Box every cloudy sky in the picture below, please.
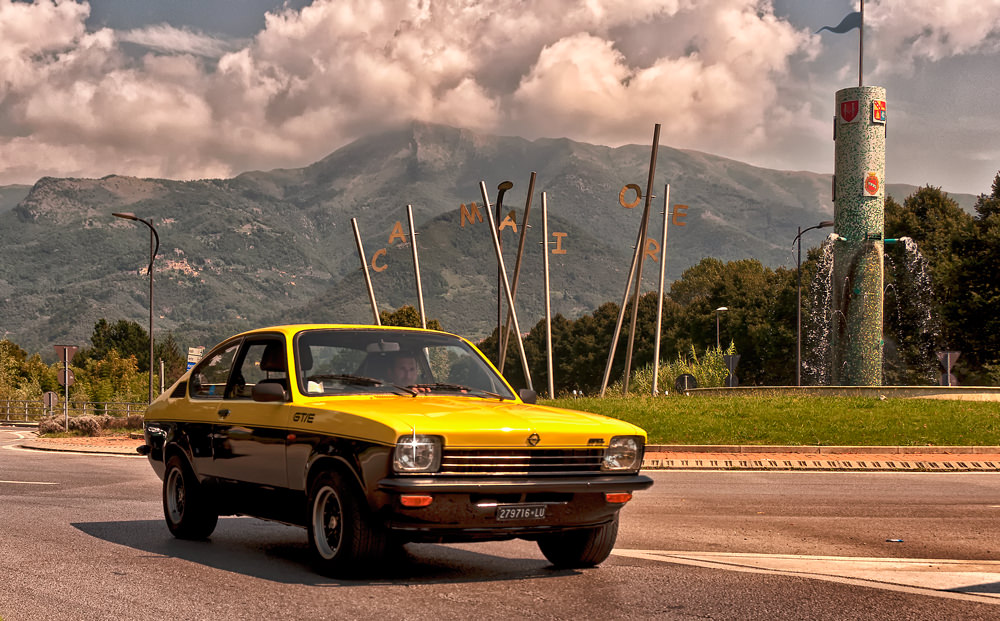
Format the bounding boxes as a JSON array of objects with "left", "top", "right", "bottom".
[{"left": 0, "top": 0, "right": 997, "bottom": 194}]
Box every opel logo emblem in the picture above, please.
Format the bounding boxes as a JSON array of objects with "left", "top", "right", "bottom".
[{"left": 527, "top": 433, "right": 540, "bottom": 446}]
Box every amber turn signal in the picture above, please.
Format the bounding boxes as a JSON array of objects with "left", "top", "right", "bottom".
[
  {"left": 400, "top": 495, "right": 434, "bottom": 508},
  {"left": 605, "top": 492, "right": 632, "bottom": 504}
]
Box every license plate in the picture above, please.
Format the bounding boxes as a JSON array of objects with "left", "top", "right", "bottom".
[{"left": 496, "top": 504, "right": 546, "bottom": 521}]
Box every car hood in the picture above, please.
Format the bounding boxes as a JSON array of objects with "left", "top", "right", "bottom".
[{"left": 301, "top": 396, "right": 645, "bottom": 448}]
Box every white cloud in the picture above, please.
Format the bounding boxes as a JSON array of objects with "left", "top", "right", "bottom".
[
  {"left": 119, "top": 24, "right": 241, "bottom": 58},
  {"left": 0, "top": 0, "right": 996, "bottom": 191},
  {"left": 867, "top": 0, "right": 1000, "bottom": 71}
]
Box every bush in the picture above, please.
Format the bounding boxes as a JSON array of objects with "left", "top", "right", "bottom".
[
  {"left": 126, "top": 414, "right": 144, "bottom": 430},
  {"left": 38, "top": 416, "right": 64, "bottom": 434},
  {"left": 613, "top": 343, "right": 736, "bottom": 395},
  {"left": 68, "top": 415, "right": 101, "bottom": 436}
]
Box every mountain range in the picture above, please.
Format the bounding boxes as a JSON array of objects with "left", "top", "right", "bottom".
[{"left": 0, "top": 122, "right": 978, "bottom": 357}]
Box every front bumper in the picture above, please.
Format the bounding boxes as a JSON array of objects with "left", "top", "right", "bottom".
[{"left": 377, "top": 474, "right": 653, "bottom": 542}]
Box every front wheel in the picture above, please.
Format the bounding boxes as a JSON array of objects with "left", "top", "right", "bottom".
[
  {"left": 307, "top": 470, "right": 389, "bottom": 577},
  {"left": 163, "top": 455, "right": 218, "bottom": 539},
  {"left": 537, "top": 516, "right": 619, "bottom": 568}
]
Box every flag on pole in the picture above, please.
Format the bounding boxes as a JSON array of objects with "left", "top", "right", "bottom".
[{"left": 816, "top": 11, "right": 862, "bottom": 34}]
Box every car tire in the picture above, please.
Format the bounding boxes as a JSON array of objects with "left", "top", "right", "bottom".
[
  {"left": 307, "top": 470, "right": 389, "bottom": 577},
  {"left": 163, "top": 455, "right": 218, "bottom": 540},
  {"left": 537, "top": 515, "right": 619, "bottom": 568}
]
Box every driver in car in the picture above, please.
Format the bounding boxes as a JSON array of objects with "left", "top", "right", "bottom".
[{"left": 386, "top": 352, "right": 420, "bottom": 387}]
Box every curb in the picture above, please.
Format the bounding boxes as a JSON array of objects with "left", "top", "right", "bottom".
[
  {"left": 18, "top": 440, "right": 144, "bottom": 456},
  {"left": 647, "top": 445, "right": 1000, "bottom": 455}
]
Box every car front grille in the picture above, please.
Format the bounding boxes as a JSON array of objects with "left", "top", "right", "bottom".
[{"left": 438, "top": 448, "right": 605, "bottom": 476}]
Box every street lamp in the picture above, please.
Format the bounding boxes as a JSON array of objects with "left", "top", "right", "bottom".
[
  {"left": 715, "top": 306, "right": 728, "bottom": 350},
  {"left": 113, "top": 212, "right": 160, "bottom": 403},
  {"left": 793, "top": 220, "right": 835, "bottom": 386}
]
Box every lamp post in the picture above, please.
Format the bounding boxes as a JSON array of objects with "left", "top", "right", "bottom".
[
  {"left": 113, "top": 212, "right": 159, "bottom": 403},
  {"left": 793, "top": 220, "right": 835, "bottom": 386},
  {"left": 715, "top": 306, "right": 728, "bottom": 350}
]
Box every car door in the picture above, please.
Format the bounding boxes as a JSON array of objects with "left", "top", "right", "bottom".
[
  {"left": 186, "top": 339, "right": 242, "bottom": 477},
  {"left": 209, "top": 335, "right": 290, "bottom": 488}
]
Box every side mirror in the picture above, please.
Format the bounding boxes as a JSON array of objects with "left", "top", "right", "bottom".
[
  {"left": 518, "top": 388, "right": 537, "bottom": 404},
  {"left": 252, "top": 382, "right": 287, "bottom": 402}
]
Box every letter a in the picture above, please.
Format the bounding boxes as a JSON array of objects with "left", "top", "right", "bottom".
[
  {"left": 388, "top": 221, "right": 407, "bottom": 244},
  {"left": 499, "top": 210, "right": 518, "bottom": 234}
]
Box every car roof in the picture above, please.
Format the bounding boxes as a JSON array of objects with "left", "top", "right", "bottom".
[{"left": 230, "top": 324, "right": 463, "bottom": 340}]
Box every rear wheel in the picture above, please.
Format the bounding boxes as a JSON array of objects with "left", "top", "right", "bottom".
[
  {"left": 537, "top": 516, "right": 619, "bottom": 568},
  {"left": 163, "top": 455, "right": 218, "bottom": 539},
  {"left": 307, "top": 470, "right": 389, "bottom": 577}
]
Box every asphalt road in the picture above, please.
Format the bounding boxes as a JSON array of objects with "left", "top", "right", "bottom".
[{"left": 2, "top": 426, "right": 1000, "bottom": 620}]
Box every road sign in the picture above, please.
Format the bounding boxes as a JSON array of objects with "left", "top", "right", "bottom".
[
  {"left": 43, "top": 391, "right": 59, "bottom": 408},
  {"left": 674, "top": 374, "right": 698, "bottom": 392},
  {"left": 57, "top": 368, "right": 75, "bottom": 387},
  {"left": 54, "top": 345, "right": 78, "bottom": 363},
  {"left": 724, "top": 354, "right": 740, "bottom": 388}
]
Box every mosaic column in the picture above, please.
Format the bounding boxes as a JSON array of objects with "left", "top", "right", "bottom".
[{"left": 832, "top": 86, "right": 887, "bottom": 385}]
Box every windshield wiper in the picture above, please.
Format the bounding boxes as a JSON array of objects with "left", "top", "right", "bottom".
[
  {"left": 306, "top": 374, "right": 417, "bottom": 396},
  {"left": 306, "top": 373, "right": 382, "bottom": 386},
  {"left": 410, "top": 383, "right": 507, "bottom": 400}
]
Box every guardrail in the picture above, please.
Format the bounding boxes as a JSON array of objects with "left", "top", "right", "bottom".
[{"left": 0, "top": 400, "right": 147, "bottom": 422}]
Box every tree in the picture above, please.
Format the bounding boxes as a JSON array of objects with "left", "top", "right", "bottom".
[
  {"left": 154, "top": 332, "right": 187, "bottom": 388},
  {"left": 948, "top": 173, "right": 1000, "bottom": 383},
  {"left": 74, "top": 350, "right": 148, "bottom": 404},
  {"left": 379, "top": 305, "right": 442, "bottom": 331},
  {"left": 76, "top": 319, "right": 151, "bottom": 372}
]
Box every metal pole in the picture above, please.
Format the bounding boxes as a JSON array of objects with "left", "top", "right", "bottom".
[
  {"left": 541, "top": 192, "right": 555, "bottom": 399},
  {"left": 406, "top": 205, "right": 427, "bottom": 329},
  {"left": 480, "top": 182, "right": 533, "bottom": 391},
  {"left": 500, "top": 172, "right": 536, "bottom": 373},
  {"left": 599, "top": 124, "right": 662, "bottom": 397},
  {"left": 859, "top": 0, "right": 864, "bottom": 87},
  {"left": 598, "top": 217, "right": 644, "bottom": 397},
  {"left": 160, "top": 359, "right": 165, "bottom": 395},
  {"left": 652, "top": 185, "right": 670, "bottom": 396},
  {"left": 716, "top": 311, "right": 721, "bottom": 350},
  {"left": 63, "top": 349, "right": 69, "bottom": 431},
  {"left": 148, "top": 224, "right": 155, "bottom": 403},
  {"left": 796, "top": 225, "right": 803, "bottom": 387},
  {"left": 622, "top": 124, "right": 661, "bottom": 394},
  {"left": 113, "top": 212, "right": 158, "bottom": 403},
  {"left": 495, "top": 181, "right": 513, "bottom": 366},
  {"left": 351, "top": 218, "right": 381, "bottom": 325}
]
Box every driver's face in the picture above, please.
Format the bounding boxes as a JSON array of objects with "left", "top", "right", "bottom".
[{"left": 390, "top": 356, "right": 419, "bottom": 385}]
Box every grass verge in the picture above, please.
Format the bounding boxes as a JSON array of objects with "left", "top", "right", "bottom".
[{"left": 547, "top": 395, "right": 1000, "bottom": 446}]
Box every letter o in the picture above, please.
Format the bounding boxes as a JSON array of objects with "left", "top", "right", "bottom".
[{"left": 619, "top": 184, "right": 642, "bottom": 208}]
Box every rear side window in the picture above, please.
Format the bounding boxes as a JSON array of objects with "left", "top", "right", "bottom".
[{"left": 190, "top": 341, "right": 240, "bottom": 399}]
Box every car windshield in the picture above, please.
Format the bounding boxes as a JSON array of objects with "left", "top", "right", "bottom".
[{"left": 294, "top": 328, "right": 516, "bottom": 400}]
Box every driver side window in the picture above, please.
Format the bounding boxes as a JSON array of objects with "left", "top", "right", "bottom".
[{"left": 189, "top": 342, "right": 240, "bottom": 399}]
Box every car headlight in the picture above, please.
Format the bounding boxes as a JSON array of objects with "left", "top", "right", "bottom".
[
  {"left": 393, "top": 435, "right": 442, "bottom": 473},
  {"left": 602, "top": 435, "right": 644, "bottom": 472}
]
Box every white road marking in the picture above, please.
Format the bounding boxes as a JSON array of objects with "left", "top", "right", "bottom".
[
  {"left": 613, "top": 549, "right": 1000, "bottom": 604},
  {"left": 0, "top": 480, "right": 57, "bottom": 485}
]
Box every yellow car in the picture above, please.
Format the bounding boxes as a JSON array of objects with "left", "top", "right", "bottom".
[{"left": 140, "top": 324, "right": 652, "bottom": 576}]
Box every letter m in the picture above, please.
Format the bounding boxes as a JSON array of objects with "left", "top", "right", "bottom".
[{"left": 460, "top": 202, "right": 483, "bottom": 228}]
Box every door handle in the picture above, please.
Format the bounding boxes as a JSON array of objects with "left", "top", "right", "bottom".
[{"left": 217, "top": 409, "right": 230, "bottom": 418}]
